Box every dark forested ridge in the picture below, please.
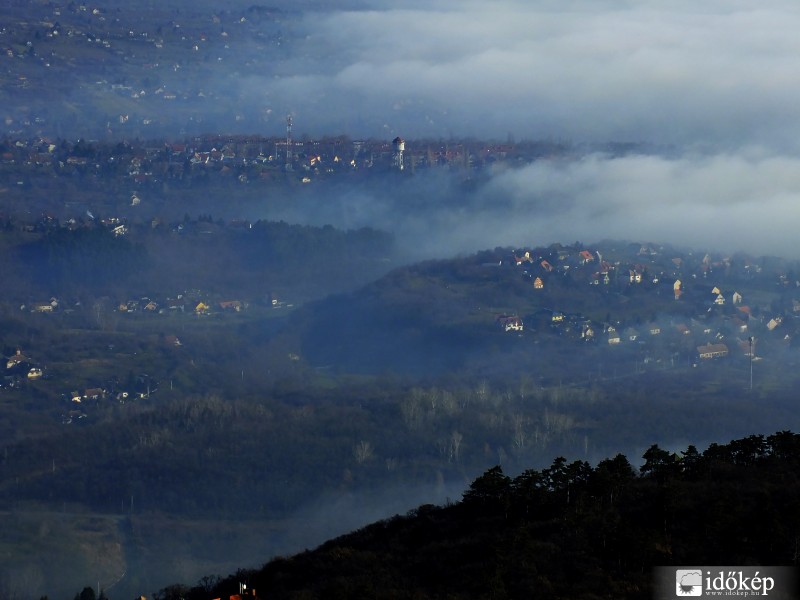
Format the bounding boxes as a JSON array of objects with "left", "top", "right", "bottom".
[
  {"left": 10, "top": 217, "right": 394, "bottom": 300},
  {"left": 18, "top": 226, "right": 149, "bottom": 289},
  {"left": 174, "top": 431, "right": 800, "bottom": 600}
]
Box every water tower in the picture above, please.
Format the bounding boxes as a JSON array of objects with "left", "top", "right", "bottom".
[{"left": 392, "top": 136, "right": 405, "bottom": 171}]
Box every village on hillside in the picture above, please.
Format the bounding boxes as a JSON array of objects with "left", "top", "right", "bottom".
[
  {"left": 492, "top": 242, "right": 797, "bottom": 369},
  {"left": 5, "top": 233, "right": 800, "bottom": 418}
]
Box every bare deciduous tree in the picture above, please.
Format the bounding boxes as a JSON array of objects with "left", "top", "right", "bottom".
[
  {"left": 512, "top": 414, "right": 526, "bottom": 450},
  {"left": 353, "top": 440, "right": 374, "bottom": 464},
  {"left": 450, "top": 430, "right": 463, "bottom": 463},
  {"left": 400, "top": 394, "right": 423, "bottom": 430}
]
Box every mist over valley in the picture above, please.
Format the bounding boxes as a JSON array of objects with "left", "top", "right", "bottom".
[{"left": 2, "top": 1, "right": 800, "bottom": 599}]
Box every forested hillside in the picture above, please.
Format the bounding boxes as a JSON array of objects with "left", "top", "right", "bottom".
[
  {"left": 10, "top": 218, "right": 394, "bottom": 300},
  {"left": 298, "top": 241, "right": 800, "bottom": 377},
  {"left": 176, "top": 431, "right": 800, "bottom": 600}
]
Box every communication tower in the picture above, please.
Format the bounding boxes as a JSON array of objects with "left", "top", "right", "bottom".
[{"left": 285, "top": 115, "right": 293, "bottom": 171}]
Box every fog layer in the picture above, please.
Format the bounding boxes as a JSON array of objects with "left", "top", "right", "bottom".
[
  {"left": 253, "top": 0, "right": 800, "bottom": 151},
  {"left": 259, "top": 151, "right": 800, "bottom": 261},
  {"left": 228, "top": 0, "right": 800, "bottom": 259}
]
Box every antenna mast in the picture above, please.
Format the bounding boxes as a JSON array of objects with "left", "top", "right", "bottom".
[{"left": 285, "top": 115, "right": 293, "bottom": 171}]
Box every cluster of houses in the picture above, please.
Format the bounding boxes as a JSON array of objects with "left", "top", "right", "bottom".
[
  {"left": 494, "top": 244, "right": 798, "bottom": 363},
  {"left": 20, "top": 291, "right": 285, "bottom": 318},
  {"left": 61, "top": 379, "right": 156, "bottom": 424},
  {"left": 116, "top": 295, "right": 286, "bottom": 316},
  {"left": 0, "top": 133, "right": 548, "bottom": 193},
  {"left": 3, "top": 349, "right": 43, "bottom": 386},
  {"left": 2, "top": 346, "right": 158, "bottom": 423},
  {"left": 7, "top": 290, "right": 285, "bottom": 420},
  {"left": 21, "top": 297, "right": 59, "bottom": 313}
]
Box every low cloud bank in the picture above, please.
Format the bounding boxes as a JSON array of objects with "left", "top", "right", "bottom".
[
  {"left": 257, "top": 151, "right": 800, "bottom": 261},
  {"left": 241, "top": 0, "right": 800, "bottom": 151}
]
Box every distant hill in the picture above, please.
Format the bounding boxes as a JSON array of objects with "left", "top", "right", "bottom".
[
  {"left": 294, "top": 241, "right": 800, "bottom": 378},
  {"left": 7, "top": 217, "right": 395, "bottom": 301}
]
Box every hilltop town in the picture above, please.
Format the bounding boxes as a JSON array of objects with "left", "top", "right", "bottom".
[
  {"left": 495, "top": 241, "right": 790, "bottom": 361},
  {"left": 0, "top": 132, "right": 569, "bottom": 184}
]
